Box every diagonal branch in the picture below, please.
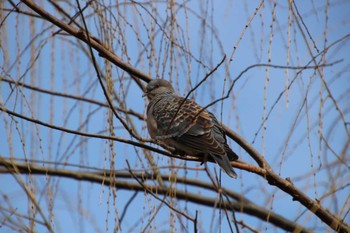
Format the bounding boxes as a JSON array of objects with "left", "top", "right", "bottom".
[
  {"left": 20, "top": 0, "right": 152, "bottom": 83},
  {"left": 223, "top": 127, "right": 349, "bottom": 233}
]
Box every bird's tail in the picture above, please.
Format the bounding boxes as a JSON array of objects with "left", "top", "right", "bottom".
[
  {"left": 210, "top": 153, "right": 237, "bottom": 178},
  {"left": 224, "top": 144, "right": 239, "bottom": 161}
]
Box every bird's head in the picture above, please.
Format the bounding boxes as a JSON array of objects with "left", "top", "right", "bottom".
[{"left": 144, "top": 79, "right": 175, "bottom": 100}]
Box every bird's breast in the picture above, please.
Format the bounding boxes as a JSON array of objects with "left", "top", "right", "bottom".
[{"left": 146, "top": 106, "right": 158, "bottom": 139}]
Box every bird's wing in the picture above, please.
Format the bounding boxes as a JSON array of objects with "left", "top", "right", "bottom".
[
  {"left": 176, "top": 129, "right": 237, "bottom": 178},
  {"left": 161, "top": 98, "right": 229, "bottom": 157},
  {"left": 152, "top": 95, "right": 227, "bottom": 155},
  {"left": 151, "top": 94, "right": 237, "bottom": 178},
  {"left": 152, "top": 95, "right": 212, "bottom": 138},
  {"left": 207, "top": 112, "right": 239, "bottom": 161}
]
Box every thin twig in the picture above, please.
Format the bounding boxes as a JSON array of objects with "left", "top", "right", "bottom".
[
  {"left": 0, "top": 106, "right": 168, "bottom": 157},
  {"left": 193, "top": 60, "right": 343, "bottom": 150},
  {"left": 75, "top": 0, "right": 143, "bottom": 141},
  {"left": 1, "top": 77, "right": 145, "bottom": 120},
  {"left": 125, "top": 160, "right": 196, "bottom": 222},
  {"left": 165, "top": 55, "right": 226, "bottom": 134}
]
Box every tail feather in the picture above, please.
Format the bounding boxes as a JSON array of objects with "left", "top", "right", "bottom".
[
  {"left": 225, "top": 144, "right": 239, "bottom": 161},
  {"left": 210, "top": 153, "right": 237, "bottom": 178}
]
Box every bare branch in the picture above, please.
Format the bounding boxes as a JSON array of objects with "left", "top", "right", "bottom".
[{"left": 0, "top": 157, "right": 314, "bottom": 233}]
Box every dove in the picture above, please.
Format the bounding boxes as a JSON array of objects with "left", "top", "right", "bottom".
[{"left": 144, "top": 79, "right": 238, "bottom": 178}]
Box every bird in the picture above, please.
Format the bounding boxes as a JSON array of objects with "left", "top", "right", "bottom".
[{"left": 144, "top": 79, "right": 238, "bottom": 178}]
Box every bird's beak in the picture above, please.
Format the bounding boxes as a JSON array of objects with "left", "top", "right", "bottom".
[{"left": 142, "top": 92, "right": 148, "bottom": 97}]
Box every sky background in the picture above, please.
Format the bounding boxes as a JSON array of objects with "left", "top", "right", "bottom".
[{"left": 1, "top": 0, "right": 349, "bottom": 232}]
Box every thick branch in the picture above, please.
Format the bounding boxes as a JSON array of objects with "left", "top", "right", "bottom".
[
  {"left": 0, "top": 157, "right": 313, "bottom": 233},
  {"left": 224, "top": 127, "right": 349, "bottom": 233}
]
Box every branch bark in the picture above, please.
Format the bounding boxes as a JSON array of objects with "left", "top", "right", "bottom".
[{"left": 0, "top": 157, "right": 313, "bottom": 233}]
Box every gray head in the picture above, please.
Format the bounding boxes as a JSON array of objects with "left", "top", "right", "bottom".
[{"left": 144, "top": 79, "right": 175, "bottom": 100}]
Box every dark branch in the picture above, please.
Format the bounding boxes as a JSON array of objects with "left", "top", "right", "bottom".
[{"left": 0, "top": 157, "right": 314, "bottom": 233}]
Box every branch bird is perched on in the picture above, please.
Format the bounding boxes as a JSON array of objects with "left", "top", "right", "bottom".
[{"left": 144, "top": 79, "right": 238, "bottom": 178}]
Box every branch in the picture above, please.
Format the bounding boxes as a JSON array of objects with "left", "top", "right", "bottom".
[
  {"left": 166, "top": 55, "right": 226, "bottom": 134},
  {"left": 223, "top": 127, "right": 349, "bottom": 233},
  {"left": 1, "top": 77, "right": 145, "bottom": 120},
  {"left": 0, "top": 105, "right": 167, "bottom": 157},
  {"left": 196, "top": 60, "right": 343, "bottom": 131},
  {"left": 2, "top": 100, "right": 346, "bottom": 231},
  {"left": 74, "top": 0, "right": 143, "bottom": 141},
  {"left": 20, "top": 0, "right": 152, "bottom": 83},
  {"left": 0, "top": 157, "right": 314, "bottom": 233},
  {"left": 0, "top": 105, "right": 263, "bottom": 178},
  {"left": 125, "top": 160, "right": 196, "bottom": 222}
]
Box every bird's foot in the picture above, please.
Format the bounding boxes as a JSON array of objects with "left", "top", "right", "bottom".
[{"left": 198, "top": 153, "right": 208, "bottom": 165}]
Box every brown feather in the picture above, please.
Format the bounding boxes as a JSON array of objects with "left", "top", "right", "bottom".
[{"left": 145, "top": 79, "right": 238, "bottom": 178}]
